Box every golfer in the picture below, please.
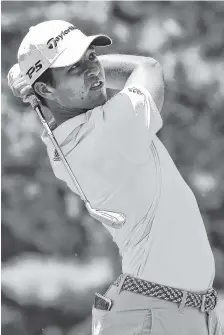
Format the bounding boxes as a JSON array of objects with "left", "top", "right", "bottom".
[{"left": 8, "top": 20, "right": 222, "bottom": 335}]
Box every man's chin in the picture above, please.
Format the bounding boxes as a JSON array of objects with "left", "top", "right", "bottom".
[{"left": 91, "top": 93, "right": 107, "bottom": 108}]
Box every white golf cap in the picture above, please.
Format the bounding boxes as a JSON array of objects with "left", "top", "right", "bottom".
[{"left": 18, "top": 20, "right": 112, "bottom": 85}]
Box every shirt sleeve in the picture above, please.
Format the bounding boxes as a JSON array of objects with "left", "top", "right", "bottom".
[{"left": 101, "top": 84, "right": 163, "bottom": 163}]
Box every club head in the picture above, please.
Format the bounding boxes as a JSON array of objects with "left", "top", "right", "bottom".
[{"left": 85, "top": 202, "right": 125, "bottom": 229}]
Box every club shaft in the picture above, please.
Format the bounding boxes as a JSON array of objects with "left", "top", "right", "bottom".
[{"left": 32, "top": 101, "right": 89, "bottom": 204}]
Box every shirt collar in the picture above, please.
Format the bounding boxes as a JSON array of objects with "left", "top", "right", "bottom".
[
  {"left": 42, "top": 112, "right": 87, "bottom": 145},
  {"left": 54, "top": 113, "right": 88, "bottom": 144}
]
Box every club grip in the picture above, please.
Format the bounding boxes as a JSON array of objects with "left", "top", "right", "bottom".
[{"left": 26, "top": 93, "right": 40, "bottom": 110}]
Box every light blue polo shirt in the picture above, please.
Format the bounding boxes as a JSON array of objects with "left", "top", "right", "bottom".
[{"left": 42, "top": 85, "right": 215, "bottom": 292}]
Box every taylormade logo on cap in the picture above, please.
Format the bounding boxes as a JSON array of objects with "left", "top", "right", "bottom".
[{"left": 47, "top": 25, "right": 77, "bottom": 49}]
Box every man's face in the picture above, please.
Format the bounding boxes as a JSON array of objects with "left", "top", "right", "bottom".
[{"left": 50, "top": 46, "right": 107, "bottom": 111}]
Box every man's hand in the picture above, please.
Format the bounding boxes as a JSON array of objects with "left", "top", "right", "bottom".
[{"left": 7, "top": 63, "right": 34, "bottom": 103}]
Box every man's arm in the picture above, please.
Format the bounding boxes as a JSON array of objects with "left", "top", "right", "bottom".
[{"left": 98, "top": 54, "right": 164, "bottom": 112}]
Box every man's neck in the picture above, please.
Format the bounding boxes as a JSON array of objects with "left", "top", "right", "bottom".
[
  {"left": 54, "top": 112, "right": 77, "bottom": 126},
  {"left": 48, "top": 104, "right": 87, "bottom": 126}
]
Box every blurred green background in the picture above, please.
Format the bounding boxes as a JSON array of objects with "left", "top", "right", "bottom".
[{"left": 1, "top": 1, "right": 224, "bottom": 334}]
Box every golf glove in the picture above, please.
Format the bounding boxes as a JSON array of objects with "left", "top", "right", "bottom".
[{"left": 7, "top": 63, "right": 34, "bottom": 103}]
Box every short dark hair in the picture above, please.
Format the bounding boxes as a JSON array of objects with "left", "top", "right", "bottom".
[{"left": 31, "top": 68, "right": 55, "bottom": 106}]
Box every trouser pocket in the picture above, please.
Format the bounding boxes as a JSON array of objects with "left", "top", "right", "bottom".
[
  {"left": 99, "top": 308, "right": 153, "bottom": 335},
  {"left": 207, "top": 310, "right": 223, "bottom": 335}
]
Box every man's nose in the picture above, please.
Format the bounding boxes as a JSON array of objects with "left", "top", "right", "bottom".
[{"left": 86, "top": 63, "right": 100, "bottom": 78}]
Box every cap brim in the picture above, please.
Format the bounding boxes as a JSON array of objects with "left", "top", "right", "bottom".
[
  {"left": 91, "top": 34, "right": 112, "bottom": 47},
  {"left": 50, "top": 34, "right": 112, "bottom": 68}
]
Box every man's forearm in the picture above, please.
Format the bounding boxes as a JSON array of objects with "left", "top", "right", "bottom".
[{"left": 98, "top": 54, "right": 158, "bottom": 90}]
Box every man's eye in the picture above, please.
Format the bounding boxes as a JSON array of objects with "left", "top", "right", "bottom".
[
  {"left": 69, "top": 62, "right": 80, "bottom": 72},
  {"left": 89, "top": 52, "right": 96, "bottom": 61}
]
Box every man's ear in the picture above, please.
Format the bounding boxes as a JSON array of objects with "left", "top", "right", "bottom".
[{"left": 34, "top": 82, "right": 55, "bottom": 101}]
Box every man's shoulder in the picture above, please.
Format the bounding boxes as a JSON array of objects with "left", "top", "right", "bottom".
[{"left": 104, "top": 85, "right": 147, "bottom": 115}]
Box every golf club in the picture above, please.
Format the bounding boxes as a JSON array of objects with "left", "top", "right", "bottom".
[{"left": 26, "top": 93, "right": 126, "bottom": 229}]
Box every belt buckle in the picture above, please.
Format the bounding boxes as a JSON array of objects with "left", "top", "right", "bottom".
[
  {"left": 201, "top": 294, "right": 207, "bottom": 312},
  {"left": 201, "top": 288, "right": 217, "bottom": 313}
]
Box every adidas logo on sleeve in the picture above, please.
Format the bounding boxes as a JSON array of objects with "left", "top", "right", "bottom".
[{"left": 53, "top": 149, "right": 61, "bottom": 161}]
